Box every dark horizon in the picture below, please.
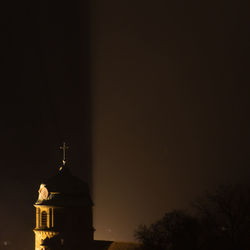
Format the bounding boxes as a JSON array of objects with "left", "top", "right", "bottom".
[{"left": 0, "top": 0, "right": 250, "bottom": 249}]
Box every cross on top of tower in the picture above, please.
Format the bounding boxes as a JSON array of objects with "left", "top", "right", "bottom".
[{"left": 60, "top": 142, "right": 69, "bottom": 165}]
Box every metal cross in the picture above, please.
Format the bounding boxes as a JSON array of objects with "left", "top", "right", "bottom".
[{"left": 60, "top": 142, "right": 69, "bottom": 165}]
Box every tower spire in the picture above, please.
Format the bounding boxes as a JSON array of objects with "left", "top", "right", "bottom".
[{"left": 60, "top": 142, "right": 69, "bottom": 166}]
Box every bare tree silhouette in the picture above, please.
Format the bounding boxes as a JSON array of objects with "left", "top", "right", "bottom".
[{"left": 193, "top": 185, "right": 250, "bottom": 250}]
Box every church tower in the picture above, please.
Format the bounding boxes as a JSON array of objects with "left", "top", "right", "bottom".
[{"left": 34, "top": 143, "right": 94, "bottom": 250}]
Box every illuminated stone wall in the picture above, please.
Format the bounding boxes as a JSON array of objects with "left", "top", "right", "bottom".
[{"left": 34, "top": 206, "right": 58, "bottom": 250}]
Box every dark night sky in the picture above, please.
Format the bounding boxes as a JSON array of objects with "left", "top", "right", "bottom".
[
  {"left": 91, "top": 0, "right": 250, "bottom": 241},
  {"left": 0, "top": 0, "right": 250, "bottom": 249}
]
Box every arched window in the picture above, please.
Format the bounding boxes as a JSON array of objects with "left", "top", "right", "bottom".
[{"left": 41, "top": 211, "right": 47, "bottom": 227}]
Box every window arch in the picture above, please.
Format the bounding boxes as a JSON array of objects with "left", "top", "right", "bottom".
[{"left": 41, "top": 211, "right": 47, "bottom": 227}]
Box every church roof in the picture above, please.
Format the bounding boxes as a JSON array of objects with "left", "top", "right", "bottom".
[
  {"left": 107, "top": 242, "right": 141, "bottom": 250},
  {"left": 93, "top": 240, "right": 141, "bottom": 250}
]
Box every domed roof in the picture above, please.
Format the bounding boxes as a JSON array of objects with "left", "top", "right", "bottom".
[
  {"left": 45, "top": 165, "right": 89, "bottom": 194},
  {"left": 35, "top": 164, "right": 92, "bottom": 207}
]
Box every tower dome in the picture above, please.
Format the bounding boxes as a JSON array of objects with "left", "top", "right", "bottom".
[{"left": 35, "top": 164, "right": 92, "bottom": 207}]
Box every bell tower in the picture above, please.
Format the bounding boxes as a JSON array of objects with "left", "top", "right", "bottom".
[{"left": 34, "top": 143, "right": 94, "bottom": 250}]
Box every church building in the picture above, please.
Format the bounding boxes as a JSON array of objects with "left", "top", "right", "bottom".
[{"left": 33, "top": 143, "right": 140, "bottom": 250}]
